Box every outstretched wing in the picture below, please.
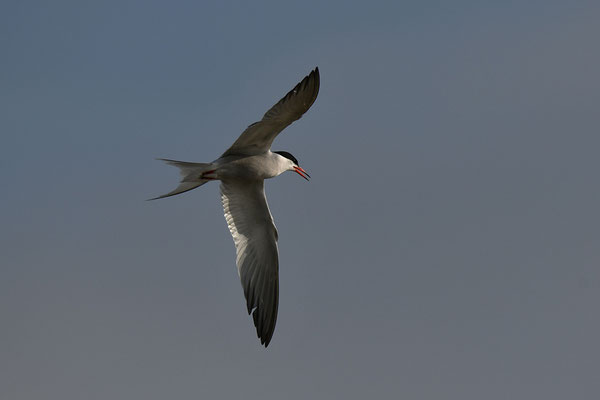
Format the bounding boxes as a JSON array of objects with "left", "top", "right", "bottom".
[
  {"left": 220, "top": 180, "right": 279, "bottom": 347},
  {"left": 222, "top": 67, "right": 320, "bottom": 157}
]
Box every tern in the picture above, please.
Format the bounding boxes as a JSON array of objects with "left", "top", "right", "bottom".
[{"left": 151, "top": 67, "right": 320, "bottom": 347}]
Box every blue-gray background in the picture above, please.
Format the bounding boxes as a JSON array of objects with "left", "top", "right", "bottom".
[{"left": 2, "top": 1, "right": 599, "bottom": 398}]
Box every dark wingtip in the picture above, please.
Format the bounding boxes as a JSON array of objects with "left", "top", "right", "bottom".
[
  {"left": 308, "top": 67, "right": 320, "bottom": 108},
  {"left": 250, "top": 305, "right": 276, "bottom": 348}
]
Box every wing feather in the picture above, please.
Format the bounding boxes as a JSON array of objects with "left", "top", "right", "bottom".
[
  {"left": 220, "top": 180, "right": 279, "bottom": 347},
  {"left": 222, "top": 67, "right": 320, "bottom": 156}
]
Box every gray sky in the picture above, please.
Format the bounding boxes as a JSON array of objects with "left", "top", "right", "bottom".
[{"left": 2, "top": 1, "right": 599, "bottom": 399}]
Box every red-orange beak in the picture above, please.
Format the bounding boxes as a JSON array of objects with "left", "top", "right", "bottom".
[{"left": 293, "top": 166, "right": 310, "bottom": 181}]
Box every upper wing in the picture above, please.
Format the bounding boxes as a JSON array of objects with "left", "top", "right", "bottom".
[
  {"left": 222, "top": 67, "right": 320, "bottom": 157},
  {"left": 220, "top": 180, "right": 279, "bottom": 347}
]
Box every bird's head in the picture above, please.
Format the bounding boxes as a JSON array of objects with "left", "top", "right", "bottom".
[{"left": 274, "top": 151, "right": 310, "bottom": 181}]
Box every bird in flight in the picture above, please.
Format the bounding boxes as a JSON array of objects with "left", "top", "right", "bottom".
[{"left": 151, "top": 67, "right": 320, "bottom": 347}]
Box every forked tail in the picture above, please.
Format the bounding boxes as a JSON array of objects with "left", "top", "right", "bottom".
[{"left": 148, "top": 158, "right": 213, "bottom": 200}]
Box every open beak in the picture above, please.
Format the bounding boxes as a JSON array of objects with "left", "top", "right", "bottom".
[{"left": 293, "top": 166, "right": 311, "bottom": 181}]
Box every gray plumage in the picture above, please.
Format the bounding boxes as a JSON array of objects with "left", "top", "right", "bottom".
[{"left": 151, "top": 67, "right": 320, "bottom": 346}]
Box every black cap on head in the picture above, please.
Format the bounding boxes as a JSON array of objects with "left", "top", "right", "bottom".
[{"left": 274, "top": 151, "right": 299, "bottom": 165}]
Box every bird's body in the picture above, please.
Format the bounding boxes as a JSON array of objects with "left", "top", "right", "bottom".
[
  {"left": 213, "top": 152, "right": 293, "bottom": 180},
  {"left": 152, "top": 68, "right": 320, "bottom": 347}
]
